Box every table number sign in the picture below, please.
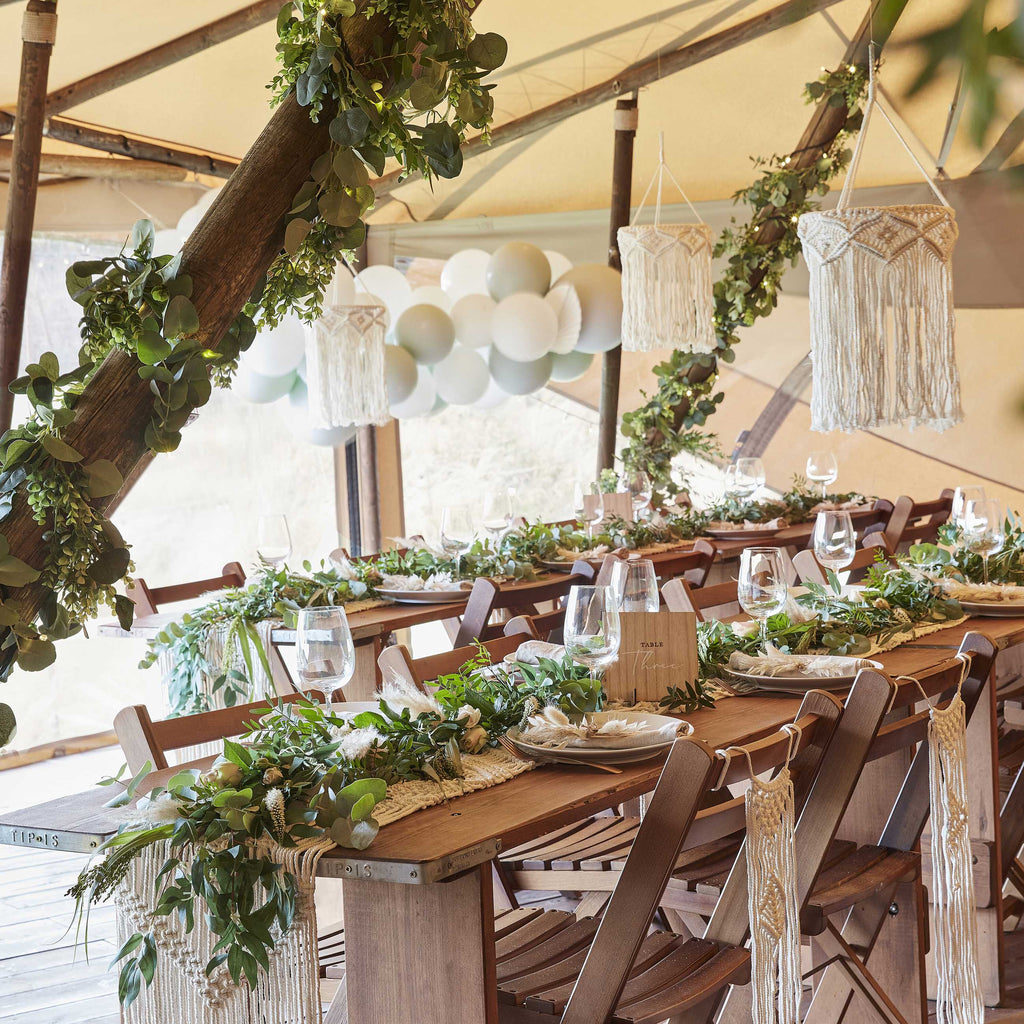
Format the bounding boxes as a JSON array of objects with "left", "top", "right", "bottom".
[
  {"left": 603, "top": 610, "right": 699, "bottom": 703},
  {"left": 585, "top": 491, "right": 634, "bottom": 523}
]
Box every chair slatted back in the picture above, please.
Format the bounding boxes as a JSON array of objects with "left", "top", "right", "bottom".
[
  {"left": 773, "top": 501, "right": 893, "bottom": 551},
  {"left": 114, "top": 693, "right": 306, "bottom": 775},
  {"left": 128, "top": 561, "right": 246, "bottom": 616},
  {"left": 880, "top": 491, "right": 954, "bottom": 551},
  {"left": 377, "top": 634, "right": 524, "bottom": 691},
  {"left": 661, "top": 578, "right": 739, "bottom": 621}
]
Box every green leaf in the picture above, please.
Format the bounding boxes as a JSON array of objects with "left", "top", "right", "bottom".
[
  {"left": 284, "top": 218, "right": 311, "bottom": 256},
  {"left": 329, "top": 107, "right": 371, "bottom": 147},
  {"left": 318, "top": 191, "right": 361, "bottom": 228},
  {"left": 37, "top": 353, "right": 60, "bottom": 381},
  {"left": 0, "top": 554, "right": 40, "bottom": 587},
  {"left": 356, "top": 144, "right": 386, "bottom": 176},
  {"left": 348, "top": 792, "right": 376, "bottom": 821},
  {"left": 330, "top": 816, "right": 379, "bottom": 850},
  {"left": 332, "top": 148, "right": 369, "bottom": 187},
  {"left": 409, "top": 76, "right": 446, "bottom": 111},
  {"left": 41, "top": 435, "right": 84, "bottom": 463},
  {"left": 131, "top": 219, "right": 155, "bottom": 254},
  {"left": 0, "top": 702, "right": 15, "bottom": 746},
  {"left": 87, "top": 546, "right": 131, "bottom": 585},
  {"left": 337, "top": 777, "right": 387, "bottom": 806},
  {"left": 84, "top": 459, "right": 124, "bottom": 498},
  {"left": 163, "top": 295, "right": 200, "bottom": 338},
  {"left": 16, "top": 637, "right": 56, "bottom": 672},
  {"left": 115, "top": 593, "right": 135, "bottom": 631},
  {"left": 466, "top": 32, "right": 507, "bottom": 70}
]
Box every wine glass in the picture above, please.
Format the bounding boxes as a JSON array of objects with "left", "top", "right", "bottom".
[
  {"left": 961, "top": 499, "right": 1004, "bottom": 584},
  {"left": 256, "top": 514, "right": 292, "bottom": 571},
  {"left": 623, "top": 469, "right": 653, "bottom": 519},
  {"left": 563, "top": 585, "right": 621, "bottom": 675},
  {"left": 440, "top": 505, "right": 475, "bottom": 577},
  {"left": 806, "top": 451, "right": 838, "bottom": 500},
  {"left": 951, "top": 486, "right": 986, "bottom": 530},
  {"left": 295, "top": 606, "right": 355, "bottom": 704},
  {"left": 481, "top": 490, "right": 513, "bottom": 545},
  {"left": 813, "top": 511, "right": 856, "bottom": 580},
  {"left": 574, "top": 481, "right": 603, "bottom": 541},
  {"left": 737, "top": 547, "right": 788, "bottom": 647},
  {"left": 608, "top": 558, "right": 659, "bottom": 612},
  {"left": 733, "top": 458, "right": 764, "bottom": 501}
]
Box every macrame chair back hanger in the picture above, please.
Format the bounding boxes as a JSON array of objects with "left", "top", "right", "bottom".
[{"left": 712, "top": 721, "right": 802, "bottom": 790}]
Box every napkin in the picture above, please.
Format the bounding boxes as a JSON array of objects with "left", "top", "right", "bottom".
[
  {"left": 555, "top": 544, "right": 608, "bottom": 561},
  {"left": 508, "top": 640, "right": 566, "bottom": 665},
  {"left": 519, "top": 707, "right": 681, "bottom": 749},
  {"left": 379, "top": 571, "right": 467, "bottom": 592},
  {"left": 942, "top": 581, "right": 1024, "bottom": 603},
  {"left": 707, "top": 517, "right": 787, "bottom": 532},
  {"left": 728, "top": 644, "right": 874, "bottom": 678}
]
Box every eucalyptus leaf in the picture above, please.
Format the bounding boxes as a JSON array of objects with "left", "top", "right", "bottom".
[
  {"left": 466, "top": 32, "right": 508, "bottom": 71},
  {"left": 16, "top": 637, "right": 56, "bottom": 672},
  {"left": 284, "top": 218, "right": 312, "bottom": 256},
  {"left": 87, "top": 547, "right": 131, "bottom": 586},
  {"left": 84, "top": 459, "right": 124, "bottom": 499},
  {"left": 41, "top": 435, "right": 84, "bottom": 463},
  {"left": 0, "top": 702, "right": 15, "bottom": 746},
  {"left": 328, "top": 107, "right": 370, "bottom": 147},
  {"left": 163, "top": 295, "right": 200, "bottom": 338}
]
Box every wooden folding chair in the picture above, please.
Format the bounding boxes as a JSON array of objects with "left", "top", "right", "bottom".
[
  {"left": 773, "top": 501, "right": 895, "bottom": 553},
  {"left": 127, "top": 561, "right": 247, "bottom": 616},
  {"left": 377, "top": 633, "right": 525, "bottom": 691},
  {"left": 595, "top": 541, "right": 717, "bottom": 593},
  {"left": 792, "top": 536, "right": 896, "bottom": 586},
  {"left": 661, "top": 578, "right": 740, "bottom": 620},
  {"left": 872, "top": 491, "right": 954, "bottom": 552}
]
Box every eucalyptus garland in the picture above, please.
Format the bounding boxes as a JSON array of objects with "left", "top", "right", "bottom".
[{"left": 620, "top": 64, "right": 869, "bottom": 495}]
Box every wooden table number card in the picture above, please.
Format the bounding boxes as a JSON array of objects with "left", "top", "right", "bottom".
[
  {"left": 584, "top": 491, "right": 634, "bottom": 523},
  {"left": 603, "top": 610, "right": 699, "bottom": 704}
]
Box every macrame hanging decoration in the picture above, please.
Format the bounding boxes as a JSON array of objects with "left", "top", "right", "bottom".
[
  {"left": 901, "top": 660, "right": 984, "bottom": 1024},
  {"left": 617, "top": 132, "right": 715, "bottom": 354},
  {"left": 797, "top": 54, "right": 962, "bottom": 434},
  {"left": 306, "top": 304, "right": 390, "bottom": 428},
  {"left": 723, "top": 728, "right": 802, "bottom": 1024}
]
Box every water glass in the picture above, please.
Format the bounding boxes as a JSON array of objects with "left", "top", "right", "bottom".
[
  {"left": 951, "top": 486, "right": 986, "bottom": 530},
  {"left": 733, "top": 458, "right": 765, "bottom": 500},
  {"left": 563, "top": 585, "right": 621, "bottom": 674},
  {"left": 256, "top": 514, "right": 292, "bottom": 571},
  {"left": 296, "top": 606, "right": 355, "bottom": 703},
  {"left": 574, "top": 481, "right": 603, "bottom": 540},
  {"left": 481, "top": 490, "right": 513, "bottom": 544},
  {"left": 806, "top": 451, "right": 838, "bottom": 499},
  {"left": 440, "top": 505, "right": 475, "bottom": 576},
  {"left": 962, "top": 499, "right": 1004, "bottom": 584},
  {"left": 813, "top": 510, "right": 856, "bottom": 576},
  {"left": 738, "top": 547, "right": 788, "bottom": 647},
  {"left": 608, "top": 558, "right": 659, "bottom": 612},
  {"left": 623, "top": 469, "right": 653, "bottom": 519}
]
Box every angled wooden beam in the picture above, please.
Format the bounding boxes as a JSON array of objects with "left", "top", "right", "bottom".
[
  {"left": 0, "top": 140, "right": 192, "bottom": 181},
  {"left": 0, "top": 0, "right": 58, "bottom": 434},
  {"left": 40, "top": 117, "right": 240, "bottom": 177},
  {"left": 373, "top": 0, "right": 845, "bottom": 198},
  {"left": 45, "top": 0, "right": 281, "bottom": 115}
]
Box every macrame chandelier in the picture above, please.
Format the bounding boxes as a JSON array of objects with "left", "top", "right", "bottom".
[
  {"left": 306, "top": 304, "right": 390, "bottom": 428},
  {"left": 797, "top": 56, "right": 962, "bottom": 434},
  {"left": 617, "top": 133, "right": 715, "bottom": 354}
]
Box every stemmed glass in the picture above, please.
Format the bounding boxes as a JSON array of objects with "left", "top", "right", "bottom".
[
  {"left": 813, "top": 511, "right": 856, "bottom": 590},
  {"left": 737, "top": 547, "right": 788, "bottom": 648},
  {"left": 608, "top": 558, "right": 659, "bottom": 612},
  {"left": 623, "top": 469, "right": 653, "bottom": 520},
  {"left": 806, "top": 451, "right": 838, "bottom": 500},
  {"left": 481, "top": 490, "right": 513, "bottom": 546},
  {"left": 574, "top": 481, "right": 603, "bottom": 541},
  {"left": 563, "top": 585, "right": 621, "bottom": 675},
  {"left": 951, "top": 486, "right": 987, "bottom": 530},
  {"left": 295, "top": 606, "right": 355, "bottom": 704},
  {"left": 440, "top": 505, "right": 475, "bottom": 578},
  {"left": 961, "top": 499, "right": 1005, "bottom": 584},
  {"left": 736, "top": 458, "right": 766, "bottom": 500},
  {"left": 256, "top": 514, "right": 292, "bottom": 571}
]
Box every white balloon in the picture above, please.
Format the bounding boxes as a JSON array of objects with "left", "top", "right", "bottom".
[
  {"left": 355, "top": 265, "right": 411, "bottom": 319},
  {"left": 245, "top": 318, "right": 307, "bottom": 377},
  {"left": 544, "top": 249, "right": 574, "bottom": 282},
  {"left": 491, "top": 293, "right": 558, "bottom": 362},
  {"left": 544, "top": 284, "right": 583, "bottom": 354},
  {"left": 395, "top": 304, "right": 455, "bottom": 365},
  {"left": 408, "top": 285, "right": 452, "bottom": 312},
  {"left": 554, "top": 264, "right": 623, "bottom": 354},
  {"left": 489, "top": 348, "right": 552, "bottom": 395},
  {"left": 309, "top": 423, "right": 358, "bottom": 447},
  {"left": 153, "top": 227, "right": 183, "bottom": 254},
  {"left": 295, "top": 356, "right": 307, "bottom": 382},
  {"left": 549, "top": 350, "right": 594, "bottom": 382},
  {"left": 440, "top": 248, "right": 491, "bottom": 301},
  {"left": 329, "top": 264, "right": 357, "bottom": 306},
  {"left": 486, "top": 242, "right": 551, "bottom": 300},
  {"left": 194, "top": 186, "right": 222, "bottom": 215},
  {"left": 430, "top": 395, "right": 448, "bottom": 417},
  {"left": 385, "top": 345, "right": 418, "bottom": 404},
  {"left": 390, "top": 365, "right": 437, "bottom": 418},
  {"left": 236, "top": 364, "right": 297, "bottom": 404},
  {"left": 433, "top": 345, "right": 490, "bottom": 405},
  {"left": 288, "top": 376, "right": 308, "bottom": 408},
  {"left": 450, "top": 293, "right": 496, "bottom": 349},
  {"left": 473, "top": 375, "right": 510, "bottom": 410}
]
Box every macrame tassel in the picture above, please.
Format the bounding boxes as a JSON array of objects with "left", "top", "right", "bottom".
[
  {"left": 116, "top": 837, "right": 333, "bottom": 1023},
  {"left": 745, "top": 767, "right": 802, "bottom": 1024},
  {"left": 306, "top": 304, "right": 390, "bottom": 428},
  {"left": 927, "top": 693, "right": 985, "bottom": 1024},
  {"left": 799, "top": 205, "right": 961, "bottom": 434},
  {"left": 617, "top": 224, "right": 716, "bottom": 353}
]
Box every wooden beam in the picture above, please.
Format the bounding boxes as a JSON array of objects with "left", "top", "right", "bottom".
[
  {"left": 0, "top": 140, "right": 192, "bottom": 181},
  {"left": 1, "top": 4, "right": 404, "bottom": 622},
  {"left": 373, "top": 0, "right": 845, "bottom": 198},
  {"left": 45, "top": 0, "right": 281, "bottom": 115},
  {"left": 41, "top": 117, "right": 239, "bottom": 177},
  {"left": 597, "top": 96, "right": 637, "bottom": 474},
  {"left": 0, "top": 0, "right": 58, "bottom": 434}
]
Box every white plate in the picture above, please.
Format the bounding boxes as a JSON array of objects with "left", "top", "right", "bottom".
[
  {"left": 704, "top": 526, "right": 781, "bottom": 542},
  {"left": 959, "top": 600, "right": 1024, "bottom": 617},
  {"left": 375, "top": 586, "right": 471, "bottom": 605},
  {"left": 538, "top": 557, "right": 600, "bottom": 572},
  {"left": 506, "top": 711, "right": 691, "bottom": 764},
  {"left": 727, "top": 658, "right": 883, "bottom": 692}
]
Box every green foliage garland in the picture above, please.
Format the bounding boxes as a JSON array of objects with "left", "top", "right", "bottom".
[{"left": 620, "top": 64, "right": 869, "bottom": 495}]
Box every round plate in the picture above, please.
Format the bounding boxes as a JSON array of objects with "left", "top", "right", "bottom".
[
  {"left": 959, "top": 600, "right": 1024, "bottom": 617},
  {"left": 704, "top": 526, "right": 781, "bottom": 542},
  {"left": 375, "top": 586, "right": 471, "bottom": 605},
  {"left": 727, "top": 658, "right": 883, "bottom": 692}
]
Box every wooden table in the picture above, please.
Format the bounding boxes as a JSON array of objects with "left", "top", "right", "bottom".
[{"left": 0, "top": 626, "right": 999, "bottom": 1023}]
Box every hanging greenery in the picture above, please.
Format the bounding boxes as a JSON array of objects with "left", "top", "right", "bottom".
[{"left": 619, "top": 64, "right": 869, "bottom": 496}]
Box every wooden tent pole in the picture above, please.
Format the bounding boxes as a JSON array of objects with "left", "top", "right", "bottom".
[
  {"left": 597, "top": 95, "right": 637, "bottom": 474},
  {"left": 0, "top": 140, "right": 194, "bottom": 181},
  {"left": 0, "top": 0, "right": 57, "bottom": 435}
]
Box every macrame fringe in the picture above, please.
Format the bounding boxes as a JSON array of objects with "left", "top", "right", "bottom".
[
  {"left": 307, "top": 305, "right": 390, "bottom": 429},
  {"left": 745, "top": 767, "right": 802, "bottom": 1024},
  {"left": 799, "top": 205, "right": 962, "bottom": 434},
  {"left": 927, "top": 693, "right": 985, "bottom": 1024},
  {"left": 116, "top": 837, "right": 333, "bottom": 1024},
  {"left": 617, "top": 224, "right": 716, "bottom": 353}
]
